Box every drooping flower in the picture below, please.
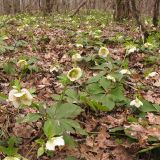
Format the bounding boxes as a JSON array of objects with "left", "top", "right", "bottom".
[
  {"left": 106, "top": 75, "right": 116, "bottom": 82},
  {"left": 8, "top": 88, "right": 33, "bottom": 108},
  {"left": 130, "top": 97, "right": 143, "bottom": 108},
  {"left": 126, "top": 47, "right": 137, "bottom": 54},
  {"left": 3, "top": 157, "right": 20, "bottom": 160},
  {"left": 119, "top": 69, "right": 131, "bottom": 75},
  {"left": 72, "top": 53, "right": 82, "bottom": 62},
  {"left": 67, "top": 67, "right": 82, "bottom": 81},
  {"left": 17, "top": 60, "right": 28, "bottom": 69},
  {"left": 144, "top": 42, "right": 153, "bottom": 49},
  {"left": 46, "top": 136, "right": 65, "bottom": 151},
  {"left": 98, "top": 47, "right": 109, "bottom": 58},
  {"left": 145, "top": 72, "right": 158, "bottom": 79},
  {"left": 75, "top": 44, "right": 83, "bottom": 48}
]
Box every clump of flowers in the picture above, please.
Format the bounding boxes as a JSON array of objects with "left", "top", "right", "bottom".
[
  {"left": 98, "top": 47, "right": 109, "bottom": 58},
  {"left": 106, "top": 75, "right": 116, "bottom": 82},
  {"left": 46, "top": 136, "right": 65, "bottom": 151},
  {"left": 8, "top": 88, "right": 33, "bottom": 108},
  {"left": 130, "top": 97, "right": 143, "bottom": 108},
  {"left": 72, "top": 53, "right": 82, "bottom": 62},
  {"left": 17, "top": 60, "right": 28, "bottom": 69},
  {"left": 67, "top": 67, "right": 82, "bottom": 81},
  {"left": 119, "top": 69, "right": 131, "bottom": 75},
  {"left": 145, "top": 72, "right": 158, "bottom": 79}
]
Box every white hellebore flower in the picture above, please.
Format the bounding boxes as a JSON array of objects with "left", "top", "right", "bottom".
[
  {"left": 120, "top": 69, "right": 131, "bottom": 75},
  {"left": 46, "top": 136, "right": 65, "bottom": 151},
  {"left": 145, "top": 72, "right": 158, "bottom": 79},
  {"left": 72, "top": 53, "right": 82, "bottom": 62},
  {"left": 130, "top": 97, "right": 143, "bottom": 108},
  {"left": 3, "top": 157, "right": 20, "bottom": 160},
  {"left": 67, "top": 67, "right": 82, "bottom": 81},
  {"left": 17, "top": 60, "right": 28, "bottom": 68},
  {"left": 98, "top": 47, "right": 109, "bottom": 58},
  {"left": 8, "top": 88, "right": 33, "bottom": 108},
  {"left": 127, "top": 47, "right": 137, "bottom": 54},
  {"left": 76, "top": 44, "right": 83, "bottom": 48},
  {"left": 106, "top": 75, "right": 116, "bottom": 82},
  {"left": 144, "top": 42, "right": 153, "bottom": 48}
]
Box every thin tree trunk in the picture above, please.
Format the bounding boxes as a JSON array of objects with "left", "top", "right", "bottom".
[
  {"left": 153, "top": 0, "right": 160, "bottom": 27},
  {"left": 71, "top": 0, "right": 87, "bottom": 17}
]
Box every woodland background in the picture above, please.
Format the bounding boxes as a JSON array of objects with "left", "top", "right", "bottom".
[{"left": 0, "top": 0, "right": 156, "bottom": 16}]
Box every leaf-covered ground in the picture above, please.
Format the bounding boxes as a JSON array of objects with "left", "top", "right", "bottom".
[{"left": 0, "top": 11, "right": 160, "bottom": 160}]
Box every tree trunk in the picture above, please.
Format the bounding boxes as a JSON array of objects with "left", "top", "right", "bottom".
[
  {"left": 153, "top": 0, "right": 160, "bottom": 27},
  {"left": 130, "top": 0, "right": 149, "bottom": 42},
  {"left": 114, "top": 0, "right": 131, "bottom": 21}
]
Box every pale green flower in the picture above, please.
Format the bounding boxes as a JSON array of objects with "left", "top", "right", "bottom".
[
  {"left": 98, "top": 47, "right": 109, "bottom": 58},
  {"left": 106, "top": 75, "right": 116, "bottom": 82},
  {"left": 145, "top": 72, "right": 158, "bottom": 79},
  {"left": 67, "top": 67, "right": 82, "bottom": 81},
  {"left": 76, "top": 44, "right": 83, "bottom": 48},
  {"left": 46, "top": 136, "right": 65, "bottom": 151},
  {"left": 130, "top": 97, "right": 143, "bottom": 108},
  {"left": 120, "top": 69, "right": 131, "bottom": 75},
  {"left": 17, "top": 60, "right": 28, "bottom": 69},
  {"left": 8, "top": 88, "right": 33, "bottom": 108},
  {"left": 72, "top": 53, "right": 82, "bottom": 62},
  {"left": 127, "top": 47, "right": 137, "bottom": 54},
  {"left": 144, "top": 42, "right": 153, "bottom": 48}
]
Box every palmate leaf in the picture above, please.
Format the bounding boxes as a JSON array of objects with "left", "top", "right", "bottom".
[
  {"left": 86, "top": 71, "right": 105, "bottom": 84},
  {"left": 44, "top": 103, "right": 86, "bottom": 138},
  {"left": 55, "top": 103, "right": 83, "bottom": 119},
  {"left": 43, "top": 119, "right": 87, "bottom": 138},
  {"left": 17, "top": 113, "right": 41, "bottom": 123},
  {"left": 86, "top": 83, "right": 104, "bottom": 95}
]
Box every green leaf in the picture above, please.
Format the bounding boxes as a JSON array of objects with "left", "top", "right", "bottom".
[
  {"left": 110, "top": 85, "right": 126, "bottom": 102},
  {"left": 55, "top": 103, "right": 83, "bottom": 119},
  {"left": 37, "top": 146, "right": 45, "bottom": 158},
  {"left": 99, "top": 77, "right": 111, "bottom": 90},
  {"left": 86, "top": 83, "right": 104, "bottom": 95},
  {"left": 140, "top": 100, "right": 157, "bottom": 112},
  {"left": 86, "top": 71, "right": 105, "bottom": 84},
  {"left": 17, "top": 113, "right": 41, "bottom": 123},
  {"left": 138, "top": 144, "right": 160, "bottom": 153},
  {"left": 66, "top": 156, "right": 78, "bottom": 160},
  {"left": 43, "top": 119, "right": 55, "bottom": 138},
  {"left": 101, "top": 94, "right": 115, "bottom": 111},
  {"left": 63, "top": 119, "right": 87, "bottom": 135},
  {"left": 65, "top": 89, "right": 79, "bottom": 103},
  {"left": 3, "top": 62, "right": 16, "bottom": 74},
  {"left": 0, "top": 92, "right": 7, "bottom": 101},
  {"left": 63, "top": 134, "right": 77, "bottom": 148},
  {"left": 51, "top": 94, "right": 61, "bottom": 101},
  {"left": 109, "top": 126, "right": 124, "bottom": 133}
]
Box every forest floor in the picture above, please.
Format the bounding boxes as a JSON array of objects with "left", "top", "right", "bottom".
[{"left": 0, "top": 12, "right": 160, "bottom": 160}]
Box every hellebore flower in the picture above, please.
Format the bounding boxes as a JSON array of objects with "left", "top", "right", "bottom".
[
  {"left": 98, "top": 47, "right": 109, "bottom": 58},
  {"left": 8, "top": 88, "right": 33, "bottom": 108},
  {"left": 130, "top": 97, "right": 143, "bottom": 108},
  {"left": 46, "top": 136, "right": 65, "bottom": 151},
  {"left": 67, "top": 67, "right": 82, "bottom": 81}
]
